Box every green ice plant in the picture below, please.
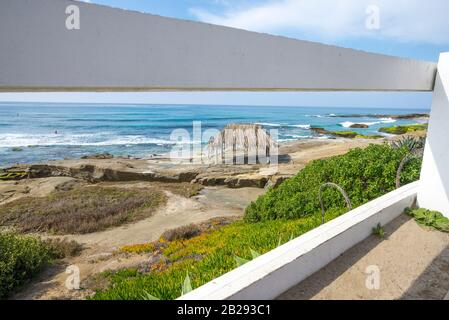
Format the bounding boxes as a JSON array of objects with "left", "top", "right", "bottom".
[
  {"left": 406, "top": 208, "right": 449, "bottom": 232},
  {"left": 234, "top": 237, "right": 286, "bottom": 268},
  {"left": 142, "top": 272, "right": 193, "bottom": 299},
  {"left": 141, "top": 291, "right": 160, "bottom": 300},
  {"left": 235, "top": 248, "right": 261, "bottom": 267}
]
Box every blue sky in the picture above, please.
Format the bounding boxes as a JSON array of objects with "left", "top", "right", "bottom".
[{"left": 2, "top": 0, "right": 449, "bottom": 109}]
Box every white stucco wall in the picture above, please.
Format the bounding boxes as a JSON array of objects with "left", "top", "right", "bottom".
[
  {"left": 0, "top": 0, "right": 437, "bottom": 92},
  {"left": 418, "top": 53, "right": 449, "bottom": 217}
]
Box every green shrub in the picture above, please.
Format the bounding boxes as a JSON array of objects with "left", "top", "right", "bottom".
[
  {"left": 406, "top": 208, "right": 449, "bottom": 232},
  {"left": 391, "top": 136, "right": 426, "bottom": 152},
  {"left": 331, "top": 131, "right": 358, "bottom": 138},
  {"left": 44, "top": 238, "right": 83, "bottom": 259},
  {"left": 379, "top": 124, "right": 427, "bottom": 135},
  {"left": 330, "top": 131, "right": 383, "bottom": 139},
  {"left": 161, "top": 224, "right": 202, "bottom": 242},
  {"left": 245, "top": 144, "right": 421, "bottom": 222},
  {"left": 0, "top": 232, "right": 52, "bottom": 298}
]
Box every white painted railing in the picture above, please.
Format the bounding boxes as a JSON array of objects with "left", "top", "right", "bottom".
[{"left": 0, "top": 0, "right": 437, "bottom": 92}]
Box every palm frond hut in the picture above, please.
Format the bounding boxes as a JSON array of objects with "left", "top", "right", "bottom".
[{"left": 207, "top": 124, "right": 277, "bottom": 164}]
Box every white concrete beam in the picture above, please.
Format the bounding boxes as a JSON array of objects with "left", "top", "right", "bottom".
[
  {"left": 418, "top": 53, "right": 449, "bottom": 217},
  {"left": 0, "top": 0, "right": 437, "bottom": 92}
]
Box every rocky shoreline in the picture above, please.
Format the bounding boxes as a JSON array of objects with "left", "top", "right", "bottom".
[
  {"left": 0, "top": 115, "right": 429, "bottom": 195},
  {"left": 0, "top": 138, "right": 382, "bottom": 202},
  {"left": 329, "top": 113, "right": 429, "bottom": 120}
]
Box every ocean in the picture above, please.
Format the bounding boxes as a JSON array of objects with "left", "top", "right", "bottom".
[{"left": 0, "top": 102, "right": 428, "bottom": 168}]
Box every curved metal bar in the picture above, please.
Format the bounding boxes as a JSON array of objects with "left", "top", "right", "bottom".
[
  {"left": 396, "top": 148, "right": 424, "bottom": 189},
  {"left": 318, "top": 183, "right": 352, "bottom": 225}
]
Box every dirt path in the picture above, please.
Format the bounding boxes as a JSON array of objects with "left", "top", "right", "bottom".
[
  {"left": 11, "top": 186, "right": 264, "bottom": 300},
  {"left": 61, "top": 187, "right": 263, "bottom": 248},
  {"left": 278, "top": 215, "right": 449, "bottom": 300}
]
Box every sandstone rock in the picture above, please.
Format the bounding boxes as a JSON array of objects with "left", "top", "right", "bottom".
[
  {"left": 349, "top": 123, "right": 369, "bottom": 129},
  {"left": 81, "top": 153, "right": 114, "bottom": 160},
  {"left": 311, "top": 127, "right": 329, "bottom": 135},
  {"left": 267, "top": 175, "right": 291, "bottom": 188}
]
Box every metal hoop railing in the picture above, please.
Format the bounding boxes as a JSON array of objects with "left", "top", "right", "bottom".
[
  {"left": 318, "top": 183, "right": 352, "bottom": 225},
  {"left": 395, "top": 148, "right": 424, "bottom": 189}
]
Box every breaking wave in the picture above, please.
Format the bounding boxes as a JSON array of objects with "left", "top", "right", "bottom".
[
  {"left": 0, "top": 133, "right": 180, "bottom": 148},
  {"left": 339, "top": 118, "right": 396, "bottom": 128}
]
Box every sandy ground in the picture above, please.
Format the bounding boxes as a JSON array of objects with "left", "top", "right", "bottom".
[
  {"left": 59, "top": 186, "right": 264, "bottom": 248},
  {"left": 278, "top": 214, "right": 449, "bottom": 300}
]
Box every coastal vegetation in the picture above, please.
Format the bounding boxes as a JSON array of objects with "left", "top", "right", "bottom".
[
  {"left": 0, "top": 232, "right": 52, "bottom": 298},
  {"left": 406, "top": 208, "right": 449, "bottom": 232},
  {"left": 89, "top": 143, "right": 422, "bottom": 300},
  {"left": 0, "top": 186, "right": 167, "bottom": 234},
  {"left": 0, "top": 231, "right": 83, "bottom": 298},
  {"left": 330, "top": 131, "right": 383, "bottom": 139},
  {"left": 379, "top": 124, "right": 428, "bottom": 135},
  {"left": 245, "top": 144, "right": 421, "bottom": 222},
  {"left": 0, "top": 171, "right": 28, "bottom": 181},
  {"left": 91, "top": 211, "right": 342, "bottom": 300},
  {"left": 311, "top": 127, "right": 383, "bottom": 139},
  {"left": 391, "top": 136, "right": 426, "bottom": 152}
]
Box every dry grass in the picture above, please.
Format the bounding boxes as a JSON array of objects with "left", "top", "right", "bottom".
[
  {"left": 118, "top": 217, "right": 238, "bottom": 255},
  {"left": 99, "top": 182, "right": 203, "bottom": 198},
  {"left": 161, "top": 224, "right": 202, "bottom": 242},
  {"left": 161, "top": 217, "right": 237, "bottom": 242},
  {"left": 44, "top": 238, "right": 84, "bottom": 259},
  {"left": 153, "top": 182, "right": 203, "bottom": 198},
  {"left": 0, "top": 186, "right": 167, "bottom": 235}
]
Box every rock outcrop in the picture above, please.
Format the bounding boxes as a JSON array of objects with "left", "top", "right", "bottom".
[{"left": 349, "top": 123, "right": 369, "bottom": 129}]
